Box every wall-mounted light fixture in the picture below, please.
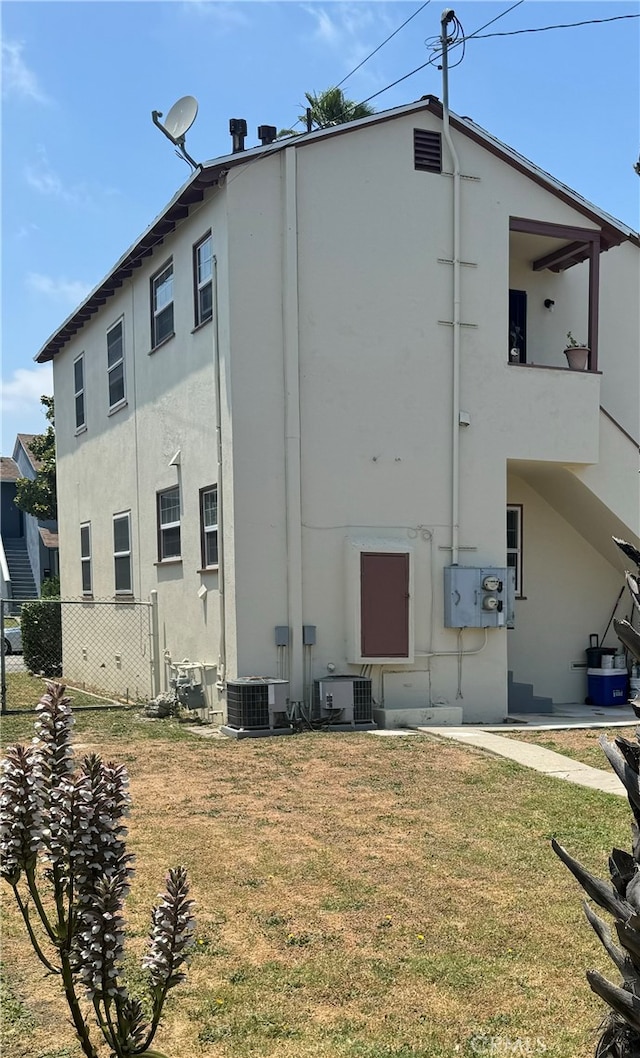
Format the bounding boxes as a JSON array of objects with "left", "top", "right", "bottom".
[{"left": 544, "top": 298, "right": 555, "bottom": 311}]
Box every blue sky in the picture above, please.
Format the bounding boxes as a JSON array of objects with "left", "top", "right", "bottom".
[{"left": 2, "top": 0, "right": 639, "bottom": 452}]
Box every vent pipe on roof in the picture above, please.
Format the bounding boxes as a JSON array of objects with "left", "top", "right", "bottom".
[
  {"left": 258, "top": 125, "right": 277, "bottom": 146},
  {"left": 229, "top": 118, "right": 247, "bottom": 153}
]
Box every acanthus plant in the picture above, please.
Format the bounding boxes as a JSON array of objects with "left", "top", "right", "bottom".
[
  {"left": 0, "top": 681, "right": 194, "bottom": 1058},
  {"left": 553, "top": 538, "right": 640, "bottom": 1057}
]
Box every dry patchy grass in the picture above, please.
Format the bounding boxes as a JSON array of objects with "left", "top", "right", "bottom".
[
  {"left": 0, "top": 708, "right": 634, "bottom": 1058},
  {"left": 503, "top": 725, "right": 639, "bottom": 769}
]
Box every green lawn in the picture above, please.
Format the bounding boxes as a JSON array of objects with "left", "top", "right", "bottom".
[{"left": 0, "top": 692, "right": 633, "bottom": 1058}]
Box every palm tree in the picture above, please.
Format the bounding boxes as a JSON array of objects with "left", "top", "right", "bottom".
[{"left": 278, "top": 88, "right": 376, "bottom": 138}]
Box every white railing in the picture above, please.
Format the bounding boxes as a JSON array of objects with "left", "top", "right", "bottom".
[{"left": 0, "top": 537, "right": 12, "bottom": 601}]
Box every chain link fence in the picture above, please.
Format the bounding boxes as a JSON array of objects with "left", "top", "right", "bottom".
[{"left": 1, "top": 597, "right": 158, "bottom": 712}]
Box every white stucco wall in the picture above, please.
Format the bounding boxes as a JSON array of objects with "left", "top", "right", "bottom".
[
  {"left": 50, "top": 102, "right": 639, "bottom": 720},
  {"left": 54, "top": 194, "right": 227, "bottom": 702},
  {"left": 507, "top": 472, "right": 624, "bottom": 703}
]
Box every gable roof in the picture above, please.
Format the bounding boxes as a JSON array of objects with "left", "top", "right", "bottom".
[
  {"left": 0, "top": 457, "right": 20, "bottom": 482},
  {"left": 35, "top": 95, "right": 639, "bottom": 365},
  {"left": 13, "top": 434, "right": 41, "bottom": 472}
]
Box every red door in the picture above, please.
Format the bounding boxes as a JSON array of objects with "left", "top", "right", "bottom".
[{"left": 360, "top": 552, "right": 409, "bottom": 657}]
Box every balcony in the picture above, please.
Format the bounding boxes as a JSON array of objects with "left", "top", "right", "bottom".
[
  {"left": 500, "top": 358, "right": 600, "bottom": 464},
  {"left": 508, "top": 217, "right": 603, "bottom": 373}
]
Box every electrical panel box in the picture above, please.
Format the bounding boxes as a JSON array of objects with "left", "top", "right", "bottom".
[
  {"left": 274, "top": 626, "right": 290, "bottom": 646},
  {"left": 443, "top": 567, "right": 515, "bottom": 628}
]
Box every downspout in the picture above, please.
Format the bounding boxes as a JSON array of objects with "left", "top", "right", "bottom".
[
  {"left": 441, "top": 9, "right": 462, "bottom": 565},
  {"left": 213, "top": 258, "right": 226, "bottom": 690},
  {"left": 282, "top": 146, "right": 304, "bottom": 704}
]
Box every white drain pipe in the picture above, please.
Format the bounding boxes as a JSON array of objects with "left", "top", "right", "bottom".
[
  {"left": 441, "top": 8, "right": 462, "bottom": 566},
  {"left": 283, "top": 146, "right": 304, "bottom": 703}
]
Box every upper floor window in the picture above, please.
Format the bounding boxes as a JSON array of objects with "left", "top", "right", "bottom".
[
  {"left": 107, "top": 319, "right": 126, "bottom": 409},
  {"left": 80, "top": 522, "right": 92, "bottom": 595},
  {"left": 200, "top": 485, "right": 218, "bottom": 568},
  {"left": 74, "top": 355, "right": 85, "bottom": 430},
  {"left": 151, "top": 261, "right": 174, "bottom": 349},
  {"left": 157, "top": 486, "right": 181, "bottom": 561},
  {"left": 507, "top": 505, "right": 523, "bottom": 596},
  {"left": 194, "top": 233, "right": 213, "bottom": 327},
  {"left": 113, "top": 511, "right": 132, "bottom": 594}
]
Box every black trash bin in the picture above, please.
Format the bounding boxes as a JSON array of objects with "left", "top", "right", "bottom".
[
  {"left": 586, "top": 646, "right": 617, "bottom": 667},
  {"left": 585, "top": 634, "right": 616, "bottom": 669}
]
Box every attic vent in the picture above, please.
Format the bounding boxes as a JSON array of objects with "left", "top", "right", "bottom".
[{"left": 414, "top": 129, "right": 442, "bottom": 173}]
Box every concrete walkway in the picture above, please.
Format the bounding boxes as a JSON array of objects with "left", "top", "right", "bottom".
[{"left": 417, "top": 725, "right": 628, "bottom": 797}]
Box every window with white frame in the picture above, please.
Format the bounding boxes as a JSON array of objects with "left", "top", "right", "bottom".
[
  {"left": 194, "top": 233, "right": 213, "bottom": 327},
  {"left": 507, "top": 505, "right": 523, "bottom": 596},
  {"left": 107, "top": 319, "right": 125, "bottom": 409},
  {"left": 74, "top": 355, "right": 85, "bottom": 430},
  {"left": 113, "top": 512, "right": 132, "bottom": 593},
  {"left": 157, "top": 487, "right": 181, "bottom": 560},
  {"left": 200, "top": 485, "right": 218, "bottom": 568},
  {"left": 80, "top": 522, "right": 92, "bottom": 594},
  {"left": 150, "top": 260, "right": 174, "bottom": 348}
]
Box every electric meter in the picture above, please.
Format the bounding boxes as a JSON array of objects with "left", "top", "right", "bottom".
[{"left": 482, "top": 575, "right": 501, "bottom": 592}]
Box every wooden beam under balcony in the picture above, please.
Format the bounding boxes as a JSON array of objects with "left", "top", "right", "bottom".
[{"left": 532, "top": 241, "right": 591, "bottom": 272}]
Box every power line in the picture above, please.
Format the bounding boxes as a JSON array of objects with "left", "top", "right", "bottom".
[
  {"left": 357, "top": 2, "right": 640, "bottom": 110},
  {"left": 336, "top": 0, "right": 432, "bottom": 90},
  {"left": 469, "top": 12, "right": 640, "bottom": 39},
  {"left": 359, "top": 0, "right": 525, "bottom": 106}
]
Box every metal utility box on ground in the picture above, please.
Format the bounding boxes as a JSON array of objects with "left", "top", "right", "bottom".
[
  {"left": 443, "top": 567, "right": 515, "bottom": 628},
  {"left": 221, "top": 678, "right": 293, "bottom": 739},
  {"left": 312, "top": 676, "right": 376, "bottom": 730}
]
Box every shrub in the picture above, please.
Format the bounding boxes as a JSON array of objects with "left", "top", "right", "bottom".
[{"left": 20, "top": 599, "right": 62, "bottom": 676}]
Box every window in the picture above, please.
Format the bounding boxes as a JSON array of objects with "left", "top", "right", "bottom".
[
  {"left": 107, "top": 320, "right": 125, "bottom": 408},
  {"left": 80, "top": 522, "right": 92, "bottom": 594},
  {"left": 157, "top": 487, "right": 181, "bottom": 560},
  {"left": 507, "top": 505, "right": 523, "bottom": 595},
  {"left": 113, "top": 512, "right": 132, "bottom": 593},
  {"left": 194, "top": 234, "right": 213, "bottom": 327},
  {"left": 200, "top": 485, "right": 218, "bottom": 567},
  {"left": 151, "top": 261, "right": 174, "bottom": 348},
  {"left": 74, "top": 355, "right": 85, "bottom": 430}
]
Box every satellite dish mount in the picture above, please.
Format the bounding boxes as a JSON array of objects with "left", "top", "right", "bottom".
[{"left": 152, "top": 95, "right": 201, "bottom": 171}]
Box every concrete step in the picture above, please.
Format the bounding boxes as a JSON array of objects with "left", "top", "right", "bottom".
[
  {"left": 373, "top": 705, "right": 463, "bottom": 730},
  {"left": 508, "top": 670, "right": 553, "bottom": 715}
]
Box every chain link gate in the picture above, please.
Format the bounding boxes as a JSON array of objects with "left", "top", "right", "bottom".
[{"left": 1, "top": 596, "right": 159, "bottom": 712}]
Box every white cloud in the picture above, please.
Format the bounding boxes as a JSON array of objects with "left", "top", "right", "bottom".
[
  {"left": 0, "top": 364, "right": 53, "bottom": 417},
  {"left": 1, "top": 40, "right": 49, "bottom": 104},
  {"left": 27, "top": 273, "right": 92, "bottom": 306},
  {"left": 181, "top": 1, "right": 250, "bottom": 28},
  {"left": 25, "top": 146, "right": 86, "bottom": 205},
  {"left": 302, "top": 4, "right": 391, "bottom": 89}
]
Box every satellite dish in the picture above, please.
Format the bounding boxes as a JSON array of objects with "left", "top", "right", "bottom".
[
  {"left": 164, "top": 96, "right": 198, "bottom": 143},
  {"left": 151, "top": 95, "right": 201, "bottom": 171}
]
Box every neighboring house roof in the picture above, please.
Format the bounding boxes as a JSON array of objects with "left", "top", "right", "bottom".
[
  {"left": 14, "top": 434, "right": 41, "bottom": 472},
  {"left": 34, "top": 95, "right": 640, "bottom": 365},
  {"left": 39, "top": 527, "right": 59, "bottom": 549},
  {"left": 0, "top": 457, "right": 21, "bottom": 482}
]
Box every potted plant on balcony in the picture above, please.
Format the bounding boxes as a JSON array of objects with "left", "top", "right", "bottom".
[{"left": 564, "top": 331, "right": 590, "bottom": 370}]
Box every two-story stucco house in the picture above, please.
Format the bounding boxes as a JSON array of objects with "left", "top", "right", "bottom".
[{"left": 35, "top": 96, "right": 640, "bottom": 725}]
